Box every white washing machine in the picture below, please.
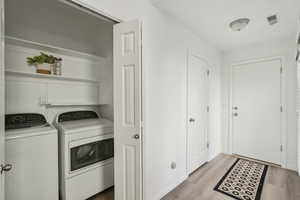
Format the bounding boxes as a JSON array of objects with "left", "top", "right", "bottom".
[
  {"left": 54, "top": 111, "right": 114, "bottom": 200},
  {"left": 5, "top": 113, "right": 59, "bottom": 200}
]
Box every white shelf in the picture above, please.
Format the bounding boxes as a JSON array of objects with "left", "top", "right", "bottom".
[
  {"left": 46, "top": 102, "right": 101, "bottom": 106},
  {"left": 5, "top": 36, "right": 103, "bottom": 61},
  {"left": 5, "top": 70, "right": 100, "bottom": 83}
]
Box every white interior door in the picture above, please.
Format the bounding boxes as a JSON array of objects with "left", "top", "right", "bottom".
[
  {"left": 187, "top": 54, "right": 209, "bottom": 174},
  {"left": 114, "top": 20, "right": 142, "bottom": 200},
  {"left": 232, "top": 59, "right": 282, "bottom": 165},
  {"left": 0, "top": 0, "right": 5, "bottom": 199}
]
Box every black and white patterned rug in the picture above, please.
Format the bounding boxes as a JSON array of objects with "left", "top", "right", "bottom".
[{"left": 214, "top": 158, "right": 268, "bottom": 200}]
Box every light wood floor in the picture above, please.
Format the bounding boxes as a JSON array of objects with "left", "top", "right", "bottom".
[
  {"left": 88, "top": 154, "right": 300, "bottom": 200},
  {"left": 88, "top": 187, "right": 114, "bottom": 200},
  {"left": 162, "top": 154, "right": 300, "bottom": 200}
]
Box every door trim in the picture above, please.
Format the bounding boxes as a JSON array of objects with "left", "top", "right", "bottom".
[
  {"left": 186, "top": 49, "right": 212, "bottom": 175},
  {"left": 227, "top": 56, "right": 286, "bottom": 167},
  {"left": 59, "top": 0, "right": 122, "bottom": 23}
]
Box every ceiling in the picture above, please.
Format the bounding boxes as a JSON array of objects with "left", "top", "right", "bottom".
[{"left": 153, "top": 0, "right": 300, "bottom": 51}]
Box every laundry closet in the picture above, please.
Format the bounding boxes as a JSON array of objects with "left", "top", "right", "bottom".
[
  {"left": 4, "top": 0, "right": 116, "bottom": 199},
  {"left": 5, "top": 0, "right": 115, "bottom": 120}
]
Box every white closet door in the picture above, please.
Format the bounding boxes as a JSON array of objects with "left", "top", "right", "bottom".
[
  {"left": 114, "top": 20, "right": 142, "bottom": 200},
  {"left": 0, "top": 0, "right": 5, "bottom": 198},
  {"left": 187, "top": 54, "right": 209, "bottom": 174}
]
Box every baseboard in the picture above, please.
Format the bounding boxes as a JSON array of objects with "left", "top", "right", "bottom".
[
  {"left": 286, "top": 159, "right": 298, "bottom": 172},
  {"left": 151, "top": 174, "right": 188, "bottom": 200}
]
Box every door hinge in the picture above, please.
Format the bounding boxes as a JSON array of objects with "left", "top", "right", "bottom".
[
  {"left": 207, "top": 70, "right": 210, "bottom": 76},
  {"left": 280, "top": 106, "right": 283, "bottom": 112},
  {"left": 280, "top": 145, "right": 283, "bottom": 152},
  {"left": 280, "top": 67, "right": 283, "bottom": 74},
  {"left": 207, "top": 106, "right": 210, "bottom": 112},
  {"left": 207, "top": 142, "right": 210, "bottom": 149}
]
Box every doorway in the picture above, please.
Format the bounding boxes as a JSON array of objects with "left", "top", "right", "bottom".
[
  {"left": 187, "top": 52, "right": 210, "bottom": 174},
  {"left": 231, "top": 58, "right": 283, "bottom": 165}
]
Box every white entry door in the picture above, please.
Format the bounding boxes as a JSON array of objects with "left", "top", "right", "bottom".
[
  {"left": 0, "top": 0, "right": 5, "bottom": 199},
  {"left": 232, "top": 59, "right": 282, "bottom": 165},
  {"left": 114, "top": 20, "right": 142, "bottom": 200},
  {"left": 187, "top": 54, "right": 209, "bottom": 174}
]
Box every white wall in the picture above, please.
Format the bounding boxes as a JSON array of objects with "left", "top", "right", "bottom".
[
  {"left": 222, "top": 37, "right": 297, "bottom": 170},
  {"left": 75, "top": 0, "right": 223, "bottom": 199},
  {"left": 143, "top": 12, "right": 222, "bottom": 199}
]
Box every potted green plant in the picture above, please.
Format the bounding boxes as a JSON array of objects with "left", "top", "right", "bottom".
[{"left": 27, "top": 52, "right": 62, "bottom": 75}]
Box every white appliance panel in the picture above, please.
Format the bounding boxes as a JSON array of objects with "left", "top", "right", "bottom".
[{"left": 5, "top": 130, "right": 58, "bottom": 200}]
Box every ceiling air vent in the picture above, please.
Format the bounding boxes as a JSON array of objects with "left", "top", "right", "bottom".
[{"left": 267, "top": 14, "right": 278, "bottom": 25}]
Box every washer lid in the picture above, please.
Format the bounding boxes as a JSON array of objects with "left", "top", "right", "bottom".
[{"left": 5, "top": 124, "right": 57, "bottom": 140}]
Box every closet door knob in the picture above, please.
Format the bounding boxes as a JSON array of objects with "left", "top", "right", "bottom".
[{"left": 133, "top": 134, "right": 140, "bottom": 139}]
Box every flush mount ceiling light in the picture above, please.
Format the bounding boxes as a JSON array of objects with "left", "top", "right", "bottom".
[{"left": 229, "top": 18, "right": 250, "bottom": 31}]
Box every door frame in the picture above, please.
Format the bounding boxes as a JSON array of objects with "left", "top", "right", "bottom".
[
  {"left": 43, "top": 0, "right": 146, "bottom": 199},
  {"left": 186, "top": 49, "right": 211, "bottom": 175},
  {"left": 60, "top": 0, "right": 122, "bottom": 23},
  {"left": 227, "top": 56, "right": 287, "bottom": 167}
]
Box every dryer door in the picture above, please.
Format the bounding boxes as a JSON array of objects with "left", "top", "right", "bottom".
[{"left": 70, "top": 138, "right": 114, "bottom": 171}]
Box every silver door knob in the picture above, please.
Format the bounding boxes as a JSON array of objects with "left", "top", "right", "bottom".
[
  {"left": 233, "top": 113, "right": 238, "bottom": 117},
  {"left": 1, "top": 164, "right": 12, "bottom": 174},
  {"left": 189, "top": 118, "right": 195, "bottom": 122},
  {"left": 133, "top": 134, "right": 140, "bottom": 139}
]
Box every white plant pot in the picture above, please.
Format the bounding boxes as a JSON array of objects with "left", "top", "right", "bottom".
[{"left": 36, "top": 63, "right": 52, "bottom": 74}]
